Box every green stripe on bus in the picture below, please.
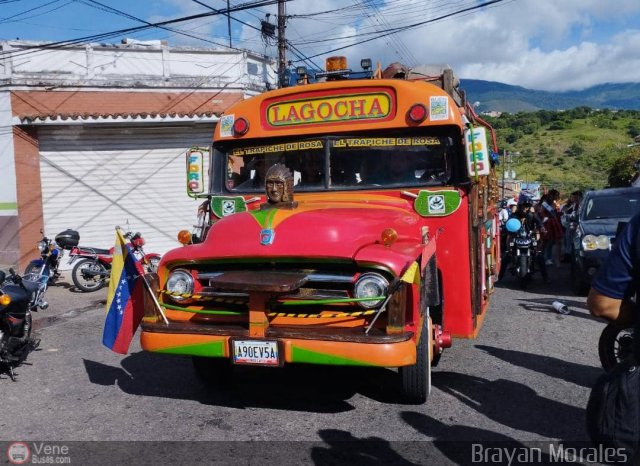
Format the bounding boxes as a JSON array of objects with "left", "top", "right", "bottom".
[
  {"left": 154, "top": 340, "right": 225, "bottom": 357},
  {"left": 291, "top": 346, "right": 372, "bottom": 366}
]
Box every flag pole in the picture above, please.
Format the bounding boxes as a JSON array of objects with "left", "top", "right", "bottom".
[
  {"left": 140, "top": 274, "right": 169, "bottom": 326},
  {"left": 116, "top": 227, "right": 169, "bottom": 326}
]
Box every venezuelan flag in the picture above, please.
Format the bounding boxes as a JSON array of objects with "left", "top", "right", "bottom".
[{"left": 102, "top": 229, "right": 145, "bottom": 354}]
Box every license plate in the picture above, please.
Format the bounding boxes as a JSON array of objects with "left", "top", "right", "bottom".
[{"left": 232, "top": 340, "right": 280, "bottom": 366}]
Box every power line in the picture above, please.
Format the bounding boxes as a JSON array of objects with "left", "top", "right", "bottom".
[
  {"left": 0, "top": 0, "right": 285, "bottom": 61},
  {"left": 296, "top": 0, "right": 507, "bottom": 61}
]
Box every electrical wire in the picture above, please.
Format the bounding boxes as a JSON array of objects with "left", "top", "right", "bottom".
[
  {"left": 293, "top": 0, "right": 508, "bottom": 61},
  {"left": 0, "top": 0, "right": 285, "bottom": 61}
]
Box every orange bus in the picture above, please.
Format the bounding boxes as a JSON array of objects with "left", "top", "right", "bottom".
[{"left": 140, "top": 58, "right": 501, "bottom": 403}]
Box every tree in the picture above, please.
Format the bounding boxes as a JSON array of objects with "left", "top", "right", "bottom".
[{"left": 608, "top": 148, "right": 640, "bottom": 187}]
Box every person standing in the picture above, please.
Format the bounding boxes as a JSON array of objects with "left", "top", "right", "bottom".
[
  {"left": 561, "top": 190, "right": 583, "bottom": 262},
  {"left": 499, "top": 198, "right": 517, "bottom": 254},
  {"left": 538, "top": 189, "right": 563, "bottom": 267}
]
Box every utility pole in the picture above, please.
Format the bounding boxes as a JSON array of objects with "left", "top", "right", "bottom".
[
  {"left": 277, "top": 0, "right": 287, "bottom": 88},
  {"left": 502, "top": 149, "right": 506, "bottom": 200},
  {"left": 227, "top": 0, "right": 232, "bottom": 48}
]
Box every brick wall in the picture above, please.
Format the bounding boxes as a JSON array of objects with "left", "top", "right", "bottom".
[{"left": 13, "top": 126, "right": 44, "bottom": 271}]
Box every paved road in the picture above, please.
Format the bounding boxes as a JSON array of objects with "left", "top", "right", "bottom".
[{"left": 0, "top": 266, "right": 609, "bottom": 464}]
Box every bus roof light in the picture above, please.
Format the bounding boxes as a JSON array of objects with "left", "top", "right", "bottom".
[
  {"left": 326, "top": 56, "right": 347, "bottom": 72},
  {"left": 360, "top": 58, "right": 372, "bottom": 71},
  {"left": 233, "top": 117, "right": 249, "bottom": 136},
  {"left": 177, "top": 230, "right": 192, "bottom": 245},
  {"left": 407, "top": 104, "right": 428, "bottom": 124}
]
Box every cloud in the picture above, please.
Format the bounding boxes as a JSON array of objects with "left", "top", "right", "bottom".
[{"left": 149, "top": 0, "right": 640, "bottom": 91}]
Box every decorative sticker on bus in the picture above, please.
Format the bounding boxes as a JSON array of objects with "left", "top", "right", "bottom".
[
  {"left": 414, "top": 189, "right": 462, "bottom": 217},
  {"left": 230, "top": 140, "right": 324, "bottom": 156},
  {"left": 262, "top": 89, "right": 395, "bottom": 129},
  {"left": 220, "top": 114, "right": 234, "bottom": 137},
  {"left": 464, "top": 126, "right": 490, "bottom": 176},
  {"left": 210, "top": 196, "right": 248, "bottom": 218},
  {"left": 332, "top": 137, "right": 440, "bottom": 148},
  {"left": 429, "top": 96, "right": 449, "bottom": 121}
]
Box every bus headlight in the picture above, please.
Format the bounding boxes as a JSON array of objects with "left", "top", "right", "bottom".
[
  {"left": 354, "top": 273, "right": 389, "bottom": 309},
  {"left": 166, "top": 270, "right": 194, "bottom": 300}
]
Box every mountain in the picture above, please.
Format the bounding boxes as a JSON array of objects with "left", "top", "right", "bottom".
[{"left": 460, "top": 79, "right": 640, "bottom": 113}]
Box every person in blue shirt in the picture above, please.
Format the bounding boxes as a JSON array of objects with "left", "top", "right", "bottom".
[{"left": 587, "top": 212, "right": 640, "bottom": 327}]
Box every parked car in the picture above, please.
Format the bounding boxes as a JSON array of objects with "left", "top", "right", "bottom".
[{"left": 570, "top": 187, "right": 640, "bottom": 294}]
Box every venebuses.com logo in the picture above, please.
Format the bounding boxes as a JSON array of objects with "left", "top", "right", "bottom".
[
  {"left": 6, "top": 442, "right": 30, "bottom": 465},
  {"left": 6, "top": 441, "right": 71, "bottom": 464}
]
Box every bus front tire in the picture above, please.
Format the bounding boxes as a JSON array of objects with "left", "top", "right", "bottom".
[{"left": 399, "top": 316, "right": 432, "bottom": 404}]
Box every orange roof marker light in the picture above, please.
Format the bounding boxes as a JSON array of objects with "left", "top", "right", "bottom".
[{"left": 177, "top": 230, "right": 192, "bottom": 245}]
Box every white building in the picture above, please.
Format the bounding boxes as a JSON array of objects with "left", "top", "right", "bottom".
[{"left": 0, "top": 40, "right": 275, "bottom": 268}]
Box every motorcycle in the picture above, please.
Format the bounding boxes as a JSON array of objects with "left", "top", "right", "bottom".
[
  {"left": 23, "top": 229, "right": 79, "bottom": 286},
  {"left": 500, "top": 218, "right": 547, "bottom": 288},
  {"left": 69, "top": 231, "right": 160, "bottom": 293},
  {"left": 0, "top": 268, "right": 46, "bottom": 380},
  {"left": 599, "top": 323, "right": 635, "bottom": 372}
]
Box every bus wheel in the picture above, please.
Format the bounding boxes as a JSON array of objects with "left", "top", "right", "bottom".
[
  {"left": 192, "top": 356, "right": 233, "bottom": 387},
  {"left": 399, "top": 315, "right": 432, "bottom": 404}
]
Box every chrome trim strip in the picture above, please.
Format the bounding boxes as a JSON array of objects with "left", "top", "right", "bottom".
[{"left": 197, "top": 271, "right": 353, "bottom": 283}]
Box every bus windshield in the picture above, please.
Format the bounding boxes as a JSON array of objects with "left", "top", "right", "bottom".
[{"left": 221, "top": 130, "right": 456, "bottom": 193}]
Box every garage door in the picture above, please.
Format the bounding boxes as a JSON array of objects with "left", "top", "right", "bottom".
[{"left": 38, "top": 124, "right": 213, "bottom": 266}]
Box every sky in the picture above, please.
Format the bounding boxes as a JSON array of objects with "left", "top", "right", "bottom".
[{"left": 1, "top": 0, "right": 639, "bottom": 92}]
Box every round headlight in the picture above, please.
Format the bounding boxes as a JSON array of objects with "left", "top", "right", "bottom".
[
  {"left": 581, "top": 234, "right": 597, "bottom": 251},
  {"left": 354, "top": 273, "right": 389, "bottom": 309},
  {"left": 38, "top": 240, "right": 48, "bottom": 253},
  {"left": 595, "top": 235, "right": 610, "bottom": 250},
  {"left": 166, "top": 270, "right": 194, "bottom": 300}
]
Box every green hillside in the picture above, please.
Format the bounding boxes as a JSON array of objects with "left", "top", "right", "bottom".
[
  {"left": 462, "top": 80, "right": 640, "bottom": 112},
  {"left": 482, "top": 108, "right": 640, "bottom": 195}
]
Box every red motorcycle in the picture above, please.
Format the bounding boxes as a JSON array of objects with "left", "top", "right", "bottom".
[{"left": 68, "top": 231, "right": 160, "bottom": 292}]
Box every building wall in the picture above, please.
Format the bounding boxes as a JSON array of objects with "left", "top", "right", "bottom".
[
  {"left": 0, "top": 91, "right": 18, "bottom": 266},
  {"left": 0, "top": 40, "right": 276, "bottom": 268}
]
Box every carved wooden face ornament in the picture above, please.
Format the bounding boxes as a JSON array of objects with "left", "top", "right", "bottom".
[{"left": 265, "top": 163, "right": 294, "bottom": 205}]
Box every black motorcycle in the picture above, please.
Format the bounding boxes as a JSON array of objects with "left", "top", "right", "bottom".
[
  {"left": 500, "top": 218, "right": 547, "bottom": 288},
  {"left": 0, "top": 269, "right": 43, "bottom": 380}
]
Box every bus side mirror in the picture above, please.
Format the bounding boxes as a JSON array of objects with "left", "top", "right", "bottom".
[{"left": 186, "top": 147, "right": 208, "bottom": 198}]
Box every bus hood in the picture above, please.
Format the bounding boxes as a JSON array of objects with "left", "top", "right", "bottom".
[{"left": 163, "top": 199, "right": 424, "bottom": 272}]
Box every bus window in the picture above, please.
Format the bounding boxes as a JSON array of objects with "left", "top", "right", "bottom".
[{"left": 222, "top": 132, "right": 454, "bottom": 193}]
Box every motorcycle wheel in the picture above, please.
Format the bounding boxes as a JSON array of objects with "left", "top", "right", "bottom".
[
  {"left": 22, "top": 312, "right": 32, "bottom": 339},
  {"left": 24, "top": 263, "right": 40, "bottom": 276},
  {"left": 72, "top": 259, "right": 108, "bottom": 292},
  {"left": 24, "top": 263, "right": 55, "bottom": 285},
  {"left": 517, "top": 255, "right": 529, "bottom": 279},
  {"left": 598, "top": 324, "right": 634, "bottom": 372}
]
